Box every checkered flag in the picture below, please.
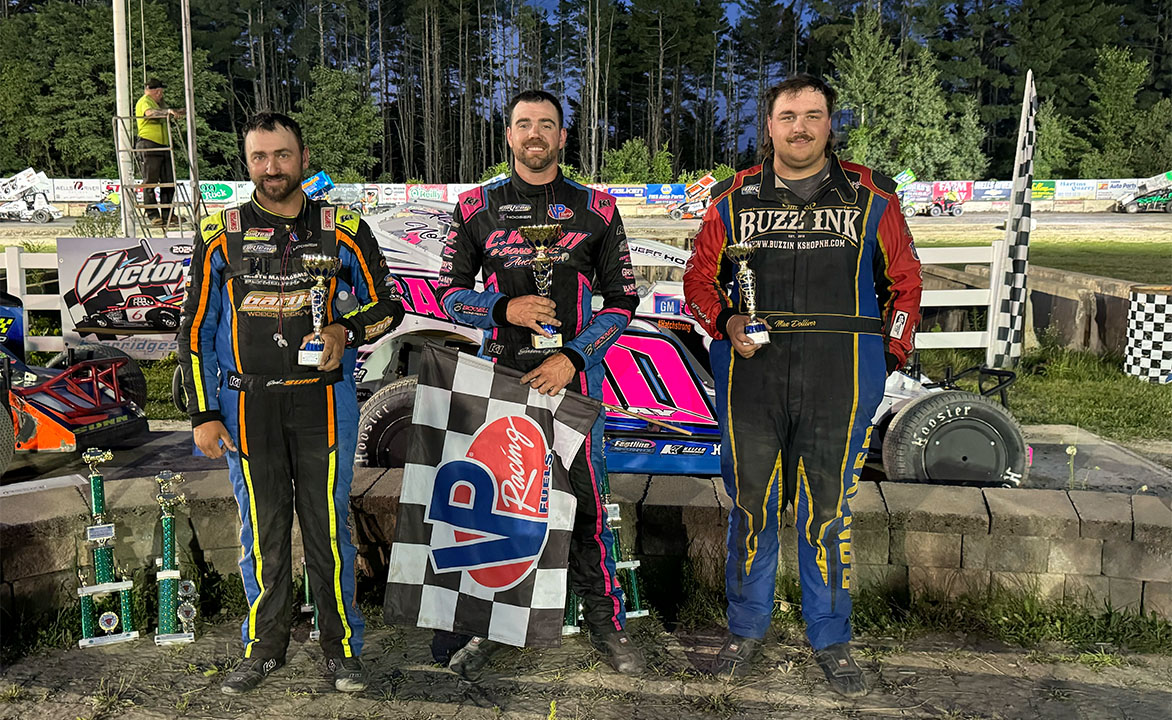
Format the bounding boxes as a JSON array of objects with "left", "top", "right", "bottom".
[
  {"left": 383, "top": 344, "right": 600, "bottom": 648},
  {"left": 988, "top": 70, "right": 1038, "bottom": 369},
  {"left": 1125, "top": 288, "right": 1172, "bottom": 383}
]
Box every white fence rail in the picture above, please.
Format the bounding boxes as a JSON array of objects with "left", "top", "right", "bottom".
[
  {"left": 2, "top": 245, "right": 69, "bottom": 353},
  {"left": 914, "top": 243, "right": 1003, "bottom": 352}
]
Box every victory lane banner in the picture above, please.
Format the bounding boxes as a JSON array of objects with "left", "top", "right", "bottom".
[{"left": 384, "top": 344, "right": 600, "bottom": 648}]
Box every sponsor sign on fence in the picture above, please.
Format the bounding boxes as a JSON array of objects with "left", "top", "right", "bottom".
[
  {"left": 972, "top": 180, "right": 1013, "bottom": 201},
  {"left": 1054, "top": 179, "right": 1098, "bottom": 200},
  {"left": 1031, "top": 180, "right": 1055, "bottom": 200},
  {"left": 645, "top": 184, "right": 686, "bottom": 203}
]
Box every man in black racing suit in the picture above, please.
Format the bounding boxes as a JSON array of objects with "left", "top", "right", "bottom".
[
  {"left": 436, "top": 90, "right": 644, "bottom": 679},
  {"left": 178, "top": 112, "right": 404, "bottom": 694}
]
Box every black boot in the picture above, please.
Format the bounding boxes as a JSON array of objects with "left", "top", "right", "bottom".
[
  {"left": 448, "top": 636, "right": 507, "bottom": 683},
  {"left": 715, "top": 633, "right": 761, "bottom": 677},
  {"left": 813, "top": 642, "right": 869, "bottom": 698},
  {"left": 220, "top": 656, "right": 285, "bottom": 694},
  {"left": 588, "top": 630, "right": 645, "bottom": 674}
]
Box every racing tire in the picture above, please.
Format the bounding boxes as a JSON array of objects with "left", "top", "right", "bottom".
[
  {"left": 950, "top": 205, "right": 964, "bottom": 217},
  {"left": 356, "top": 375, "right": 418, "bottom": 468},
  {"left": 147, "top": 308, "right": 180, "bottom": 331},
  {"left": 929, "top": 205, "right": 943, "bottom": 217},
  {"left": 669, "top": 209, "right": 684, "bottom": 221},
  {"left": 882, "top": 390, "right": 1029, "bottom": 487},
  {"left": 171, "top": 365, "right": 188, "bottom": 415},
  {"left": 1164, "top": 201, "right": 1172, "bottom": 213},
  {"left": 0, "top": 406, "right": 14, "bottom": 477},
  {"left": 32, "top": 209, "right": 52, "bottom": 224},
  {"left": 902, "top": 206, "right": 916, "bottom": 220},
  {"left": 1124, "top": 202, "right": 1139, "bottom": 214},
  {"left": 46, "top": 344, "right": 149, "bottom": 412}
]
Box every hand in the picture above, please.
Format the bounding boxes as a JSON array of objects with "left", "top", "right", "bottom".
[
  {"left": 726, "top": 315, "right": 762, "bottom": 359},
  {"left": 300, "top": 323, "right": 347, "bottom": 371},
  {"left": 193, "top": 421, "right": 237, "bottom": 459},
  {"left": 520, "top": 353, "right": 576, "bottom": 396},
  {"left": 507, "top": 295, "right": 560, "bottom": 337}
]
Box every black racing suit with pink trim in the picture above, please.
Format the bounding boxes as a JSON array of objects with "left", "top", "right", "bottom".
[{"left": 438, "top": 170, "right": 639, "bottom": 634}]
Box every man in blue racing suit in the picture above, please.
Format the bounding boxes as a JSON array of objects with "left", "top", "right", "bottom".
[{"left": 436, "top": 90, "right": 644, "bottom": 679}]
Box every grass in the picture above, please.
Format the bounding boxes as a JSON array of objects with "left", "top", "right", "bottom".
[
  {"left": 917, "top": 343, "right": 1172, "bottom": 442},
  {"left": 914, "top": 236, "right": 1172, "bottom": 284},
  {"left": 141, "top": 355, "right": 186, "bottom": 420}
]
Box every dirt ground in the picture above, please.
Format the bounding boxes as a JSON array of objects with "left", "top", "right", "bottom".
[{"left": 2, "top": 616, "right": 1169, "bottom": 720}]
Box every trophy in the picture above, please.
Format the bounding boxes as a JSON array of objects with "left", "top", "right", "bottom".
[
  {"left": 298, "top": 254, "right": 342, "bottom": 366},
  {"left": 77, "top": 449, "right": 140, "bottom": 648},
  {"left": 518, "top": 225, "right": 565, "bottom": 349},
  {"left": 300, "top": 559, "right": 321, "bottom": 641},
  {"left": 154, "top": 470, "right": 197, "bottom": 645},
  {"left": 723, "top": 241, "right": 771, "bottom": 345}
]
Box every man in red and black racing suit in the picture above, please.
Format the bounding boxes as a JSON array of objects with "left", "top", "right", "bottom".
[
  {"left": 178, "top": 113, "right": 404, "bottom": 695},
  {"left": 684, "top": 76, "right": 921, "bottom": 695},
  {"left": 437, "top": 90, "right": 644, "bottom": 679}
]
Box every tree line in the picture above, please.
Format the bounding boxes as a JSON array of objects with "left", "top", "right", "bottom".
[{"left": 0, "top": 0, "right": 1169, "bottom": 184}]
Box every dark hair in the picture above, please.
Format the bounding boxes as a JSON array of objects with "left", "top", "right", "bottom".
[
  {"left": 145, "top": 77, "right": 165, "bottom": 89},
  {"left": 760, "top": 74, "right": 837, "bottom": 159},
  {"left": 242, "top": 111, "right": 305, "bottom": 153},
  {"left": 505, "top": 90, "right": 564, "bottom": 128}
]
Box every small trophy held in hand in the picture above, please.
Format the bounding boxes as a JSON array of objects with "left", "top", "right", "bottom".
[
  {"left": 298, "top": 254, "right": 342, "bottom": 366},
  {"left": 723, "top": 241, "right": 771, "bottom": 345},
  {"left": 518, "top": 224, "right": 566, "bottom": 349}
]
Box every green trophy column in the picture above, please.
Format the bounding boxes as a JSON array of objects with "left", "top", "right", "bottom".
[
  {"left": 119, "top": 587, "right": 135, "bottom": 633},
  {"left": 157, "top": 514, "right": 178, "bottom": 634},
  {"left": 79, "top": 594, "right": 96, "bottom": 639}
]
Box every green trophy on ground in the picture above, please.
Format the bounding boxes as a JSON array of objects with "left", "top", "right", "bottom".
[
  {"left": 154, "top": 470, "right": 197, "bottom": 645},
  {"left": 77, "top": 449, "right": 140, "bottom": 648},
  {"left": 300, "top": 559, "right": 321, "bottom": 641}
]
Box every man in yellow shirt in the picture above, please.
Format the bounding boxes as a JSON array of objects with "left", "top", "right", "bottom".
[{"left": 135, "top": 78, "right": 185, "bottom": 226}]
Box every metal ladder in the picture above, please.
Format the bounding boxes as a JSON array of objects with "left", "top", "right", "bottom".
[{"left": 112, "top": 115, "right": 205, "bottom": 238}]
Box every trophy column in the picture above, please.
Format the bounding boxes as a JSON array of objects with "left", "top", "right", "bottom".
[
  {"left": 77, "top": 449, "right": 140, "bottom": 648},
  {"left": 154, "top": 471, "right": 198, "bottom": 645}
]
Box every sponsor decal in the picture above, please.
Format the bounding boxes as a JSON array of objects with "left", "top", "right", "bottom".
[
  {"left": 242, "top": 242, "right": 278, "bottom": 255},
  {"left": 610, "top": 438, "right": 655, "bottom": 454},
  {"left": 657, "top": 319, "right": 692, "bottom": 332},
  {"left": 227, "top": 375, "right": 243, "bottom": 390},
  {"left": 737, "top": 208, "right": 860, "bottom": 245},
  {"left": 910, "top": 404, "right": 973, "bottom": 447},
  {"left": 240, "top": 290, "right": 312, "bottom": 314},
  {"left": 364, "top": 315, "right": 395, "bottom": 340},
  {"left": 426, "top": 415, "right": 553, "bottom": 591},
  {"left": 199, "top": 182, "right": 234, "bottom": 202},
  {"left": 266, "top": 377, "right": 318, "bottom": 387},
  {"left": 75, "top": 252, "right": 186, "bottom": 302},
  {"left": 498, "top": 204, "right": 532, "bottom": 213},
  {"left": 487, "top": 342, "right": 506, "bottom": 355},
  {"left": 547, "top": 204, "right": 574, "bottom": 220},
  {"left": 660, "top": 443, "right": 709, "bottom": 456},
  {"left": 889, "top": 310, "right": 908, "bottom": 340},
  {"left": 741, "top": 184, "right": 760, "bottom": 195}
]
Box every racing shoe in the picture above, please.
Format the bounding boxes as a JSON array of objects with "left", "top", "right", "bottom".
[
  {"left": 588, "top": 630, "right": 645, "bottom": 675},
  {"left": 220, "top": 656, "right": 284, "bottom": 694},
  {"left": 448, "top": 636, "right": 506, "bottom": 683},
  {"left": 813, "top": 642, "right": 869, "bottom": 698},
  {"left": 326, "top": 656, "right": 367, "bottom": 693},
  {"left": 715, "top": 633, "right": 761, "bottom": 677}
]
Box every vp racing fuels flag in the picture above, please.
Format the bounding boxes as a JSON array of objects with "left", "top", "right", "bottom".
[{"left": 383, "top": 344, "right": 599, "bottom": 647}]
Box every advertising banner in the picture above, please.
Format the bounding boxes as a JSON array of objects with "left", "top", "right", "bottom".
[
  {"left": 1055, "top": 179, "right": 1097, "bottom": 199},
  {"left": 381, "top": 184, "right": 408, "bottom": 204},
  {"left": 1106, "top": 179, "right": 1138, "bottom": 199},
  {"left": 972, "top": 180, "right": 1013, "bottom": 201},
  {"left": 1031, "top": 180, "right": 1055, "bottom": 200},
  {"left": 407, "top": 184, "right": 448, "bottom": 202},
  {"left": 52, "top": 179, "right": 119, "bottom": 203},
  {"left": 645, "top": 183, "right": 686, "bottom": 203},
  {"left": 899, "top": 182, "right": 933, "bottom": 203},
  {"left": 599, "top": 185, "right": 646, "bottom": 200},
  {"left": 932, "top": 181, "right": 973, "bottom": 202},
  {"left": 197, "top": 180, "right": 237, "bottom": 205},
  {"left": 58, "top": 237, "right": 191, "bottom": 359}
]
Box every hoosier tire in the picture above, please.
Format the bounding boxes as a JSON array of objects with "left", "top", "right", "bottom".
[
  {"left": 356, "top": 376, "right": 418, "bottom": 468},
  {"left": 882, "top": 390, "right": 1029, "bottom": 487},
  {"left": 47, "top": 343, "right": 149, "bottom": 411}
]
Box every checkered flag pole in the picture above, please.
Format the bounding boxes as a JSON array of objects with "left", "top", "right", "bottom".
[
  {"left": 987, "top": 70, "right": 1038, "bottom": 369},
  {"left": 383, "top": 344, "right": 601, "bottom": 648}
]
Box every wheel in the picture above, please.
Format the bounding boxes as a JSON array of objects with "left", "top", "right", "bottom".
[
  {"left": 46, "top": 344, "right": 149, "bottom": 411},
  {"left": 929, "top": 205, "right": 943, "bottom": 217},
  {"left": 91, "top": 314, "right": 111, "bottom": 328},
  {"left": 882, "top": 390, "right": 1029, "bottom": 487},
  {"left": 902, "top": 205, "right": 916, "bottom": 220},
  {"left": 1164, "top": 201, "right": 1172, "bottom": 213},
  {"left": 1125, "top": 202, "right": 1139, "bottom": 214},
  {"left": 171, "top": 364, "right": 188, "bottom": 414},
  {"left": 950, "top": 204, "right": 964, "bottom": 217},
  {"left": 669, "top": 209, "right": 684, "bottom": 221},
  {"left": 0, "top": 405, "right": 14, "bottom": 477},
  {"left": 147, "top": 308, "right": 180, "bottom": 330},
  {"left": 356, "top": 375, "right": 418, "bottom": 468},
  {"left": 31, "top": 209, "right": 51, "bottom": 224}
]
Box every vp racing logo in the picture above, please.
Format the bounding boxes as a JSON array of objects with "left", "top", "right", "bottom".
[{"left": 426, "top": 415, "right": 553, "bottom": 591}]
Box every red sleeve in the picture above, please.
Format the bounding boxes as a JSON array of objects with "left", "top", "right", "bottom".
[
  {"left": 683, "top": 199, "right": 734, "bottom": 340},
  {"left": 874, "top": 196, "right": 922, "bottom": 364}
]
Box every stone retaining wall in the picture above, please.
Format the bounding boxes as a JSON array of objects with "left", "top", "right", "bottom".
[{"left": 2, "top": 471, "right": 1169, "bottom": 623}]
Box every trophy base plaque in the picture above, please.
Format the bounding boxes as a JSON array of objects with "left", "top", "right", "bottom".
[
  {"left": 744, "top": 321, "right": 771, "bottom": 345},
  {"left": 299, "top": 341, "right": 324, "bottom": 366},
  {"left": 154, "top": 632, "right": 195, "bottom": 646},
  {"left": 79, "top": 631, "right": 139, "bottom": 648}
]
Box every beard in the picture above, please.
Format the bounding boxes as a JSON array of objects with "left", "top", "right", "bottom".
[
  {"left": 512, "top": 141, "right": 558, "bottom": 174},
  {"left": 253, "top": 172, "right": 301, "bottom": 204}
]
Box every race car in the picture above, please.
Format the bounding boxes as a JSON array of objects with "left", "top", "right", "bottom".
[
  {"left": 0, "top": 168, "right": 63, "bottom": 223},
  {"left": 1, "top": 292, "right": 148, "bottom": 476},
  {"left": 1114, "top": 170, "right": 1172, "bottom": 213},
  {"left": 76, "top": 294, "right": 183, "bottom": 334}
]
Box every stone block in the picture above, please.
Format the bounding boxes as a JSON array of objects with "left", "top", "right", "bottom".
[
  {"left": 881, "top": 483, "right": 988, "bottom": 533},
  {"left": 1064, "top": 575, "right": 1110, "bottom": 609},
  {"left": 0, "top": 524, "right": 84, "bottom": 582},
  {"left": 1132, "top": 495, "right": 1172, "bottom": 547},
  {"left": 1108, "top": 577, "right": 1142, "bottom": 611},
  {"left": 189, "top": 501, "right": 243, "bottom": 551},
  {"left": 204, "top": 547, "right": 244, "bottom": 577},
  {"left": 849, "top": 481, "right": 887, "bottom": 530},
  {"left": 992, "top": 571, "right": 1065, "bottom": 602},
  {"left": 5, "top": 570, "right": 78, "bottom": 617},
  {"left": 852, "top": 528, "right": 890, "bottom": 566},
  {"left": 890, "top": 530, "right": 962, "bottom": 568},
  {"left": 1102, "top": 541, "right": 1172, "bottom": 583},
  {"left": 1068, "top": 490, "right": 1132, "bottom": 541},
  {"left": 909, "top": 567, "right": 989, "bottom": 598},
  {"left": 1142, "top": 581, "right": 1172, "bottom": 619},
  {"left": 962, "top": 534, "right": 1050, "bottom": 572},
  {"left": 1048, "top": 538, "right": 1103, "bottom": 575},
  {"left": 984, "top": 488, "right": 1079, "bottom": 538},
  {"left": 852, "top": 563, "right": 907, "bottom": 592}
]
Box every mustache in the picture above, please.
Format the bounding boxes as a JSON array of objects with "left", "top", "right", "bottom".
[{"left": 788, "top": 134, "right": 814, "bottom": 142}]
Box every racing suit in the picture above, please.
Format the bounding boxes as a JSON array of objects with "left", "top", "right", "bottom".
[
  {"left": 177, "top": 195, "right": 404, "bottom": 661},
  {"left": 439, "top": 170, "right": 639, "bottom": 634},
  {"left": 683, "top": 156, "right": 921, "bottom": 650}
]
